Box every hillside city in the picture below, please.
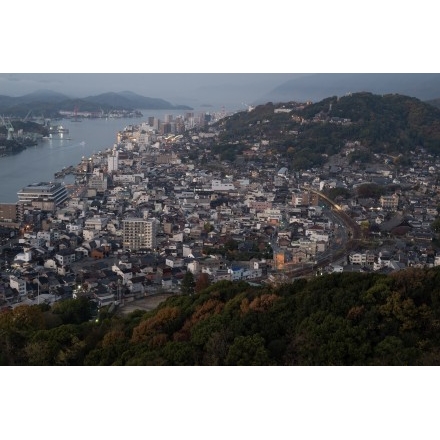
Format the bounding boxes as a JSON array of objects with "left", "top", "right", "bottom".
[{"left": 1, "top": 100, "right": 440, "bottom": 312}]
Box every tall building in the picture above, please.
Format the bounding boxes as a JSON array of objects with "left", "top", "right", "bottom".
[
  {"left": 123, "top": 218, "right": 157, "bottom": 251},
  {"left": 107, "top": 147, "right": 119, "bottom": 173},
  {"left": 17, "top": 182, "right": 68, "bottom": 207},
  {"left": 159, "top": 122, "right": 172, "bottom": 135}
]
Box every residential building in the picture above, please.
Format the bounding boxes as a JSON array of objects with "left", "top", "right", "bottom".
[
  {"left": 10, "top": 275, "right": 26, "bottom": 297},
  {"left": 123, "top": 218, "right": 157, "bottom": 250},
  {"left": 55, "top": 249, "right": 76, "bottom": 266},
  {"left": 380, "top": 194, "right": 399, "bottom": 210}
]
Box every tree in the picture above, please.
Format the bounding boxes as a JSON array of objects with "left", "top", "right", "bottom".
[
  {"left": 225, "top": 334, "right": 271, "bottom": 366},
  {"left": 181, "top": 271, "right": 195, "bottom": 296},
  {"left": 195, "top": 273, "right": 211, "bottom": 293},
  {"left": 204, "top": 222, "right": 214, "bottom": 233},
  {"left": 356, "top": 183, "right": 384, "bottom": 199},
  {"left": 51, "top": 297, "right": 92, "bottom": 324},
  {"left": 431, "top": 218, "right": 440, "bottom": 233}
]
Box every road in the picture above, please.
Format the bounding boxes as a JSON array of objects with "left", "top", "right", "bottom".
[
  {"left": 118, "top": 293, "right": 175, "bottom": 315},
  {"left": 281, "top": 187, "right": 363, "bottom": 278}
]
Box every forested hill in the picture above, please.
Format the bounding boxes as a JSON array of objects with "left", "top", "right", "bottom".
[
  {"left": 3, "top": 268, "right": 440, "bottom": 365},
  {"left": 216, "top": 93, "right": 440, "bottom": 168},
  {"left": 300, "top": 92, "right": 440, "bottom": 144}
]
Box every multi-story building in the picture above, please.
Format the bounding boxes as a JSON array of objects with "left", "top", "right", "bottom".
[
  {"left": 9, "top": 275, "right": 26, "bottom": 297},
  {"left": 84, "top": 216, "right": 109, "bottom": 231},
  {"left": 123, "top": 218, "right": 157, "bottom": 251},
  {"left": 55, "top": 249, "right": 76, "bottom": 266},
  {"left": 107, "top": 148, "right": 119, "bottom": 173},
  {"left": 88, "top": 173, "right": 108, "bottom": 192},
  {"left": 17, "top": 182, "right": 68, "bottom": 207},
  {"left": 380, "top": 194, "right": 399, "bottom": 210},
  {"left": 349, "top": 251, "right": 376, "bottom": 266},
  {"left": 0, "top": 203, "right": 17, "bottom": 223},
  {"left": 211, "top": 179, "right": 235, "bottom": 191},
  {"left": 292, "top": 191, "right": 319, "bottom": 207}
]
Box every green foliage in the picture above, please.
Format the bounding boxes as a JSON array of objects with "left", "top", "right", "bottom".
[
  {"left": 225, "top": 334, "right": 271, "bottom": 366},
  {"left": 4, "top": 268, "right": 440, "bottom": 365},
  {"left": 324, "top": 187, "right": 352, "bottom": 200},
  {"left": 211, "top": 143, "right": 247, "bottom": 162},
  {"left": 431, "top": 218, "right": 440, "bottom": 233},
  {"left": 52, "top": 297, "right": 93, "bottom": 325},
  {"left": 356, "top": 183, "right": 386, "bottom": 199},
  {"left": 214, "top": 93, "right": 440, "bottom": 168},
  {"left": 348, "top": 149, "right": 373, "bottom": 164},
  {"left": 181, "top": 271, "right": 195, "bottom": 295}
]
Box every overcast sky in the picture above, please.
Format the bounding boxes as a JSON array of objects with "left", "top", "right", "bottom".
[{"left": 2, "top": 3, "right": 437, "bottom": 112}]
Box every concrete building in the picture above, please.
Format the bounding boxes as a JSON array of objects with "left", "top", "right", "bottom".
[
  {"left": 123, "top": 218, "right": 157, "bottom": 251},
  {"left": 55, "top": 249, "right": 76, "bottom": 266},
  {"left": 380, "top": 194, "right": 399, "bottom": 210},
  {"left": 17, "top": 182, "right": 68, "bottom": 207},
  {"left": 88, "top": 173, "right": 108, "bottom": 192},
  {"left": 0, "top": 203, "right": 17, "bottom": 223},
  {"left": 10, "top": 275, "right": 26, "bottom": 297},
  {"left": 107, "top": 147, "right": 119, "bottom": 173}
]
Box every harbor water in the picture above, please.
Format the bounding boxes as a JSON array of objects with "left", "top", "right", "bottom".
[{"left": 0, "top": 109, "right": 200, "bottom": 203}]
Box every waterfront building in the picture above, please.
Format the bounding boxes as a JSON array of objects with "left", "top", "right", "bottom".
[
  {"left": 17, "top": 182, "right": 68, "bottom": 207},
  {"left": 80, "top": 156, "right": 93, "bottom": 173},
  {"left": 122, "top": 218, "right": 157, "bottom": 251}
]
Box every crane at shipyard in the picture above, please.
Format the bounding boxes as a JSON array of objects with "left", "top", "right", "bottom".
[{"left": 0, "top": 115, "right": 14, "bottom": 140}]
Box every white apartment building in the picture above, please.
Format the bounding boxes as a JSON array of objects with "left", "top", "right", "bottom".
[
  {"left": 10, "top": 275, "right": 26, "bottom": 296},
  {"left": 211, "top": 179, "right": 235, "bottom": 191},
  {"left": 123, "top": 218, "right": 157, "bottom": 251}
]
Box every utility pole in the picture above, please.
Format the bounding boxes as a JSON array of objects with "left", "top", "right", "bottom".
[{"left": 37, "top": 271, "right": 40, "bottom": 305}]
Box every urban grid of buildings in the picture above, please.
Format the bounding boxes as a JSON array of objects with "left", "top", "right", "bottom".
[{"left": 1, "top": 106, "right": 440, "bottom": 310}]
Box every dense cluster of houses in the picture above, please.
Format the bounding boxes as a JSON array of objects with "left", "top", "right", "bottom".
[{"left": 1, "top": 105, "right": 440, "bottom": 310}]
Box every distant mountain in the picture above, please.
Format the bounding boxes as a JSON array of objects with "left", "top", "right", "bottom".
[
  {"left": 0, "top": 95, "right": 17, "bottom": 108},
  {"left": 260, "top": 73, "right": 440, "bottom": 104},
  {"left": 83, "top": 91, "right": 192, "bottom": 110},
  {"left": 16, "top": 89, "right": 71, "bottom": 104},
  {"left": 0, "top": 90, "right": 193, "bottom": 117}
]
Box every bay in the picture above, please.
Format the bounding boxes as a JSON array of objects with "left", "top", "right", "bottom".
[{"left": 0, "top": 108, "right": 205, "bottom": 203}]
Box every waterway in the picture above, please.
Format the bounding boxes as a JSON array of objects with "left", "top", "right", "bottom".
[{"left": 0, "top": 109, "right": 210, "bottom": 203}]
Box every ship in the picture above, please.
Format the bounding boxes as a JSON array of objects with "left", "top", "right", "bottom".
[{"left": 49, "top": 125, "right": 69, "bottom": 134}]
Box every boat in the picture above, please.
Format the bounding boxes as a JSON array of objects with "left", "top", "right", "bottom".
[{"left": 49, "top": 125, "right": 69, "bottom": 134}]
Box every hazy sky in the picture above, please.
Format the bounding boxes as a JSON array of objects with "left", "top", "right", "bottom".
[
  {"left": 0, "top": 4, "right": 436, "bottom": 110},
  {"left": 0, "top": 73, "right": 309, "bottom": 110}
]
